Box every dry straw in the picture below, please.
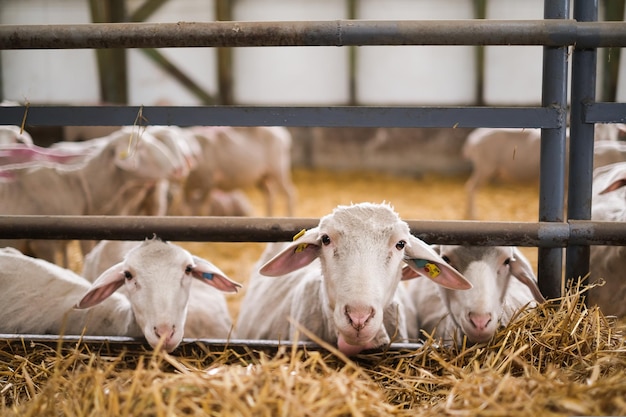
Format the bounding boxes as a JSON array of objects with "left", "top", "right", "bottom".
[{"left": 1, "top": 278, "right": 624, "bottom": 416}]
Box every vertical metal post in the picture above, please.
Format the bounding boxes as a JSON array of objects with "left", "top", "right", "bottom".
[
  {"left": 599, "top": 0, "right": 624, "bottom": 102},
  {"left": 347, "top": 0, "right": 358, "bottom": 105},
  {"left": 473, "top": 0, "right": 487, "bottom": 106},
  {"left": 566, "top": 0, "right": 598, "bottom": 284},
  {"left": 216, "top": 0, "right": 234, "bottom": 105},
  {"left": 538, "top": 0, "right": 570, "bottom": 299}
]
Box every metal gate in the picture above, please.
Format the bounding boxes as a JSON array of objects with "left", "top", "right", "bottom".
[{"left": 1, "top": 0, "right": 626, "bottom": 300}]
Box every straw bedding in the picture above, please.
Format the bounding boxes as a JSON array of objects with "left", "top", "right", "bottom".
[{"left": 2, "top": 168, "right": 625, "bottom": 416}]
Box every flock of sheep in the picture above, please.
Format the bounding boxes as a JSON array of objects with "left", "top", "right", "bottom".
[{"left": 0, "top": 123, "right": 624, "bottom": 355}]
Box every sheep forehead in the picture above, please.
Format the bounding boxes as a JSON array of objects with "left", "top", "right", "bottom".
[
  {"left": 124, "top": 240, "right": 192, "bottom": 278},
  {"left": 443, "top": 246, "right": 510, "bottom": 272},
  {"left": 320, "top": 203, "right": 408, "bottom": 238}
]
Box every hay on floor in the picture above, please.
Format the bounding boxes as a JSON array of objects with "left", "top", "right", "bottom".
[{"left": 1, "top": 279, "right": 624, "bottom": 417}]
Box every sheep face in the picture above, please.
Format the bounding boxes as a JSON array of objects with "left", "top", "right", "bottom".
[
  {"left": 76, "top": 238, "right": 241, "bottom": 352},
  {"left": 436, "top": 246, "right": 543, "bottom": 344},
  {"left": 260, "top": 203, "right": 471, "bottom": 355}
]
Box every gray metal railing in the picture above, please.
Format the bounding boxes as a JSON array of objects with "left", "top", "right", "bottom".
[{"left": 1, "top": 1, "right": 625, "bottom": 299}]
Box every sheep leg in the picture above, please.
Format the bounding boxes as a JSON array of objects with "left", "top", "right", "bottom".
[{"left": 464, "top": 168, "right": 493, "bottom": 220}]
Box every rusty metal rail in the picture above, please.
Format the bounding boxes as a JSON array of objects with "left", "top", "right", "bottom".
[
  {"left": 0, "top": 215, "right": 624, "bottom": 247},
  {"left": 1, "top": 20, "right": 626, "bottom": 49}
]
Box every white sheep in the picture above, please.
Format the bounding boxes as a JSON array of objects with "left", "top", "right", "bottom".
[
  {"left": 204, "top": 188, "right": 254, "bottom": 217},
  {"left": 236, "top": 202, "right": 471, "bottom": 356},
  {"left": 81, "top": 239, "right": 238, "bottom": 339},
  {"left": 0, "top": 128, "right": 184, "bottom": 266},
  {"left": 0, "top": 246, "right": 140, "bottom": 337},
  {"left": 0, "top": 239, "right": 240, "bottom": 352},
  {"left": 403, "top": 245, "right": 545, "bottom": 346},
  {"left": 183, "top": 126, "right": 297, "bottom": 217},
  {"left": 0, "top": 125, "right": 33, "bottom": 146},
  {"left": 592, "top": 140, "right": 626, "bottom": 169},
  {"left": 463, "top": 126, "right": 626, "bottom": 219},
  {"left": 589, "top": 162, "right": 626, "bottom": 318}
]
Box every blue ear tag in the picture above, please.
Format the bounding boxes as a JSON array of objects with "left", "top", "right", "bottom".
[
  {"left": 413, "top": 259, "right": 441, "bottom": 279},
  {"left": 202, "top": 272, "right": 214, "bottom": 281}
]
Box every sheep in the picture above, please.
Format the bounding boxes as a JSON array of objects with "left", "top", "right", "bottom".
[
  {"left": 0, "top": 128, "right": 185, "bottom": 266},
  {"left": 81, "top": 239, "right": 238, "bottom": 339},
  {"left": 463, "top": 125, "right": 626, "bottom": 219},
  {"left": 592, "top": 140, "right": 626, "bottom": 169},
  {"left": 403, "top": 245, "right": 545, "bottom": 346},
  {"left": 183, "top": 126, "right": 297, "bottom": 217},
  {"left": 205, "top": 188, "right": 254, "bottom": 217},
  {"left": 0, "top": 246, "right": 140, "bottom": 338},
  {"left": 0, "top": 125, "right": 33, "bottom": 146},
  {"left": 235, "top": 202, "right": 471, "bottom": 356},
  {"left": 588, "top": 162, "right": 626, "bottom": 318},
  {"left": 0, "top": 238, "right": 240, "bottom": 352}
]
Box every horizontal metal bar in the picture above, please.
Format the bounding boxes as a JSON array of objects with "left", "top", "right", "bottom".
[
  {"left": 0, "top": 105, "right": 562, "bottom": 128},
  {"left": 1, "top": 20, "right": 626, "bottom": 50},
  {"left": 584, "top": 102, "right": 626, "bottom": 123},
  {"left": 1, "top": 215, "right": 625, "bottom": 247},
  {"left": 0, "top": 334, "right": 424, "bottom": 355}
]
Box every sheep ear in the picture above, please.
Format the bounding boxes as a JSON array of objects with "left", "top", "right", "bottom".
[
  {"left": 259, "top": 228, "right": 321, "bottom": 276},
  {"left": 510, "top": 248, "right": 545, "bottom": 303},
  {"left": 190, "top": 256, "right": 242, "bottom": 293},
  {"left": 599, "top": 178, "right": 626, "bottom": 194},
  {"left": 401, "top": 264, "right": 421, "bottom": 280},
  {"left": 404, "top": 237, "right": 472, "bottom": 290},
  {"left": 75, "top": 263, "right": 126, "bottom": 309}
]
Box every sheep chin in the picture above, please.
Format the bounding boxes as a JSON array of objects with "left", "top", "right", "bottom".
[{"left": 336, "top": 334, "right": 383, "bottom": 356}]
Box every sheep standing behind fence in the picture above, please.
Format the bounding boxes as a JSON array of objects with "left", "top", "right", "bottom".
[
  {"left": 589, "top": 161, "right": 626, "bottom": 318},
  {"left": 81, "top": 239, "right": 239, "bottom": 340},
  {"left": 183, "top": 126, "right": 296, "bottom": 217},
  {"left": 0, "top": 128, "right": 184, "bottom": 266},
  {"left": 236, "top": 202, "right": 471, "bottom": 356},
  {"left": 403, "top": 246, "right": 545, "bottom": 346},
  {"left": 462, "top": 125, "right": 626, "bottom": 219}
]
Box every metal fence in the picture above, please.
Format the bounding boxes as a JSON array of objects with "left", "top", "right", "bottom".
[{"left": 1, "top": 0, "right": 626, "bottom": 299}]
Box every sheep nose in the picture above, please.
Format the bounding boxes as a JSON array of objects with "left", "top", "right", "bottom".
[
  {"left": 468, "top": 312, "right": 492, "bottom": 331},
  {"left": 345, "top": 305, "right": 375, "bottom": 331},
  {"left": 154, "top": 324, "right": 175, "bottom": 343}
]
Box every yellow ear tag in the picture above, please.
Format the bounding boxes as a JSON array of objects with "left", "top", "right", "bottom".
[
  {"left": 413, "top": 259, "right": 441, "bottom": 279},
  {"left": 293, "top": 229, "right": 306, "bottom": 241},
  {"left": 293, "top": 229, "right": 308, "bottom": 253},
  {"left": 424, "top": 262, "right": 441, "bottom": 279}
]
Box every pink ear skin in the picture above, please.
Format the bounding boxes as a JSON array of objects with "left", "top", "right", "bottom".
[
  {"left": 401, "top": 264, "right": 420, "bottom": 281},
  {"left": 260, "top": 243, "right": 320, "bottom": 277},
  {"left": 190, "top": 256, "right": 242, "bottom": 293},
  {"left": 404, "top": 237, "right": 472, "bottom": 290},
  {"left": 403, "top": 258, "right": 472, "bottom": 290},
  {"left": 259, "top": 227, "right": 322, "bottom": 277},
  {"left": 75, "top": 265, "right": 126, "bottom": 309}
]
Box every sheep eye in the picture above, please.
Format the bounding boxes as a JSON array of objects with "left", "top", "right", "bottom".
[
  {"left": 321, "top": 234, "right": 331, "bottom": 246},
  {"left": 441, "top": 255, "right": 451, "bottom": 264},
  {"left": 123, "top": 271, "right": 133, "bottom": 280},
  {"left": 395, "top": 240, "right": 406, "bottom": 250},
  {"left": 185, "top": 265, "right": 194, "bottom": 274},
  {"left": 504, "top": 258, "right": 511, "bottom": 266}
]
